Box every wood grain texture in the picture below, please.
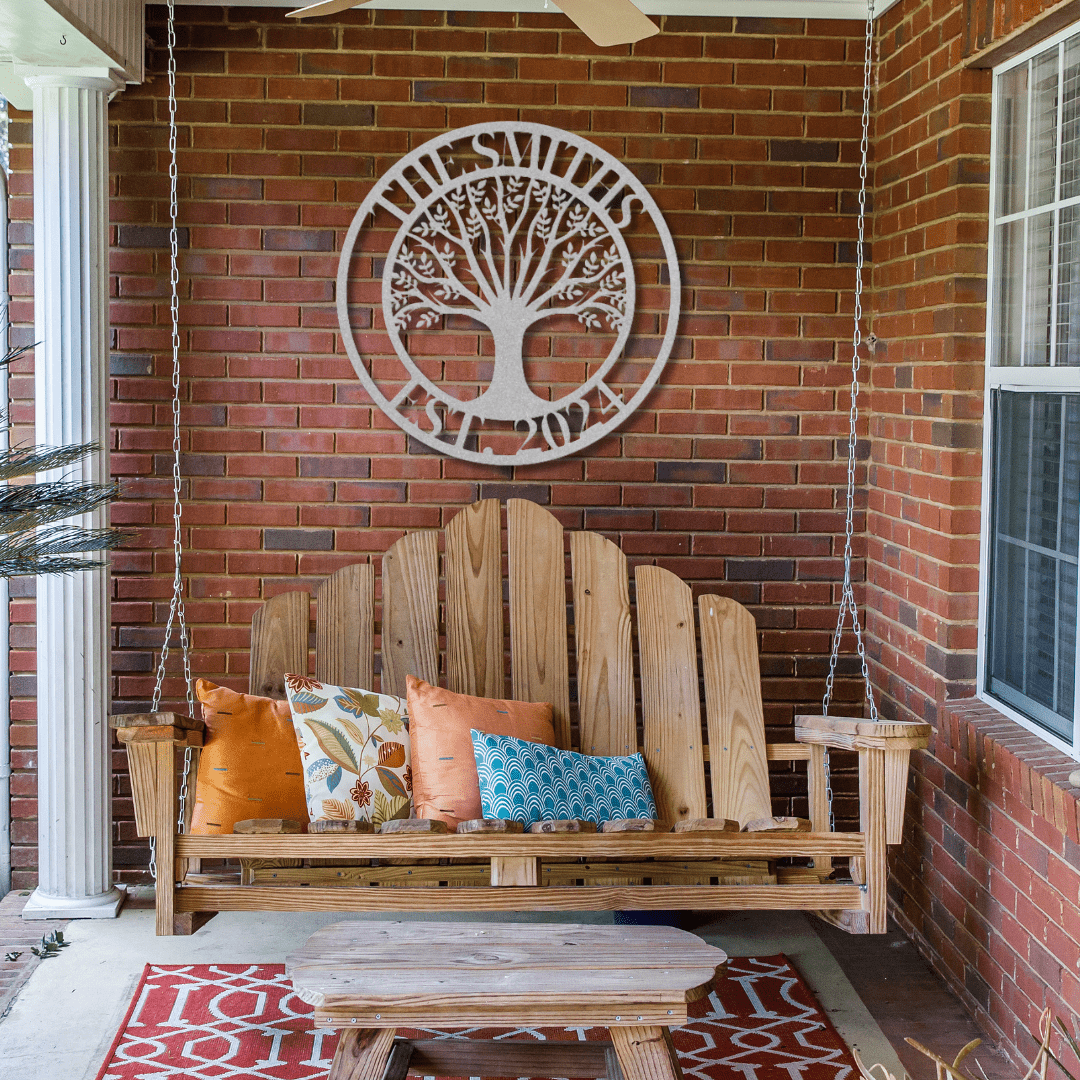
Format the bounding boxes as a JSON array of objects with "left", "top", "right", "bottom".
[
  {"left": 316, "top": 563, "right": 374, "bottom": 690},
  {"left": 795, "top": 714, "right": 931, "bottom": 751},
  {"left": 457, "top": 818, "right": 524, "bottom": 834},
  {"left": 326, "top": 1027, "right": 396, "bottom": 1080},
  {"left": 570, "top": 530, "right": 635, "bottom": 756},
  {"left": 155, "top": 740, "right": 177, "bottom": 936},
  {"left": 287, "top": 922, "right": 725, "bottom": 1019},
  {"left": 764, "top": 744, "right": 811, "bottom": 761},
  {"left": 808, "top": 744, "right": 831, "bottom": 874},
  {"left": 743, "top": 817, "right": 811, "bottom": 833},
  {"left": 246, "top": 864, "right": 491, "bottom": 887},
  {"left": 243, "top": 860, "right": 773, "bottom": 889},
  {"left": 698, "top": 595, "right": 772, "bottom": 827},
  {"left": 601, "top": 820, "right": 671, "bottom": 833},
  {"left": 673, "top": 819, "right": 738, "bottom": 833},
  {"left": 508, "top": 499, "right": 571, "bottom": 749},
  {"left": 179, "top": 883, "right": 865, "bottom": 914},
  {"left": 813, "top": 908, "right": 870, "bottom": 934},
  {"left": 490, "top": 855, "right": 541, "bottom": 885},
  {"left": 860, "top": 747, "right": 887, "bottom": 934},
  {"left": 611, "top": 1027, "right": 684, "bottom": 1080},
  {"left": 634, "top": 566, "right": 706, "bottom": 824},
  {"left": 110, "top": 711, "right": 204, "bottom": 731},
  {"left": 249, "top": 590, "right": 309, "bottom": 699},
  {"left": 379, "top": 818, "right": 448, "bottom": 835},
  {"left": 444, "top": 499, "right": 504, "bottom": 698},
  {"left": 115, "top": 725, "right": 202, "bottom": 746},
  {"left": 404, "top": 1037, "right": 612, "bottom": 1077},
  {"left": 233, "top": 819, "right": 304, "bottom": 834},
  {"left": 177, "top": 831, "right": 866, "bottom": 860},
  {"left": 126, "top": 741, "right": 160, "bottom": 838},
  {"left": 309, "top": 820, "right": 375, "bottom": 834},
  {"left": 528, "top": 819, "right": 597, "bottom": 833},
  {"left": 380, "top": 531, "right": 439, "bottom": 698},
  {"left": 884, "top": 747, "right": 910, "bottom": 844},
  {"left": 311, "top": 1001, "right": 686, "bottom": 1027}
]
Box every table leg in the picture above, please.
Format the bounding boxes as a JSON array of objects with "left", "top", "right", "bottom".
[
  {"left": 610, "top": 1026, "right": 685, "bottom": 1080},
  {"left": 328, "top": 1027, "right": 396, "bottom": 1080}
]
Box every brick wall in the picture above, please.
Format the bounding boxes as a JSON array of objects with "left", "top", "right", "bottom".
[
  {"left": 5, "top": 8, "right": 872, "bottom": 888},
  {"left": 869, "top": 0, "right": 1080, "bottom": 1065}
]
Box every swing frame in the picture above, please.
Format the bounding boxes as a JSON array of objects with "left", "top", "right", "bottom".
[{"left": 112, "top": 498, "right": 929, "bottom": 937}]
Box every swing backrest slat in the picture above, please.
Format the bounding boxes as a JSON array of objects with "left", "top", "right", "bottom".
[
  {"left": 315, "top": 563, "right": 374, "bottom": 690},
  {"left": 444, "top": 498, "right": 504, "bottom": 699},
  {"left": 246, "top": 498, "right": 779, "bottom": 826},
  {"left": 699, "top": 594, "right": 772, "bottom": 827},
  {"left": 380, "top": 530, "right": 440, "bottom": 699},
  {"left": 507, "top": 499, "right": 571, "bottom": 750},
  {"left": 634, "top": 564, "right": 707, "bottom": 824},
  {"left": 249, "top": 590, "right": 309, "bottom": 700},
  {"left": 569, "top": 529, "right": 635, "bottom": 757}
]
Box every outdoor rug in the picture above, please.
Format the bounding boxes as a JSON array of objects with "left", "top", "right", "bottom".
[{"left": 94, "top": 956, "right": 856, "bottom": 1080}]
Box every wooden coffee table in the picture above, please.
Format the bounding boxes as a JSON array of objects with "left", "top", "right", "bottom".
[{"left": 286, "top": 921, "right": 727, "bottom": 1080}]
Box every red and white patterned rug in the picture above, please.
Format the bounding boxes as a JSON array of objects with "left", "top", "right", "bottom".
[{"left": 95, "top": 956, "right": 855, "bottom": 1080}]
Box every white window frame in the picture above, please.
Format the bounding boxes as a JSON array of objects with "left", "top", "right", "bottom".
[{"left": 979, "top": 20, "right": 1080, "bottom": 761}]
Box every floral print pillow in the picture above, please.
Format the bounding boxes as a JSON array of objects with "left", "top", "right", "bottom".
[{"left": 284, "top": 674, "right": 412, "bottom": 826}]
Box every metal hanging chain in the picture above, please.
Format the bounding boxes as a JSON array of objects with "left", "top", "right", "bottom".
[
  {"left": 820, "top": 0, "right": 878, "bottom": 833},
  {"left": 149, "top": 0, "right": 196, "bottom": 872},
  {"left": 822, "top": 0, "right": 878, "bottom": 725}
]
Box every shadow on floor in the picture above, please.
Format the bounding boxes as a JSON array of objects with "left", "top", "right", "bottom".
[{"left": 811, "top": 916, "right": 1015, "bottom": 1080}]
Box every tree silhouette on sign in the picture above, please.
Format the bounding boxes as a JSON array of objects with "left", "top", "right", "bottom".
[{"left": 387, "top": 176, "right": 630, "bottom": 421}]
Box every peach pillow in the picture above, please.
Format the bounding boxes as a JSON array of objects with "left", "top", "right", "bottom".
[
  {"left": 189, "top": 679, "right": 309, "bottom": 834},
  {"left": 406, "top": 675, "right": 555, "bottom": 829}
]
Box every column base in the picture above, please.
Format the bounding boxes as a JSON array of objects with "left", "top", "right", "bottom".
[{"left": 22, "top": 884, "right": 126, "bottom": 920}]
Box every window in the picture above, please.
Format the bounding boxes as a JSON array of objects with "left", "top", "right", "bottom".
[{"left": 983, "top": 26, "right": 1080, "bottom": 758}]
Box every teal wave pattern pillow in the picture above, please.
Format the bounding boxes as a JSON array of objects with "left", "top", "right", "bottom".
[{"left": 470, "top": 729, "right": 657, "bottom": 825}]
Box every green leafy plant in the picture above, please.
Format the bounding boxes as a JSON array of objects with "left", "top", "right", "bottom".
[{"left": 0, "top": 326, "right": 124, "bottom": 577}]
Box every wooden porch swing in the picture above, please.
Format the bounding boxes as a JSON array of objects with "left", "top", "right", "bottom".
[
  {"left": 112, "top": 495, "right": 929, "bottom": 937},
  {"left": 109, "top": 0, "right": 930, "bottom": 936}
]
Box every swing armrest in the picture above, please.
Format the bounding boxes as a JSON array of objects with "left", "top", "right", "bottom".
[
  {"left": 110, "top": 711, "right": 205, "bottom": 748},
  {"left": 797, "top": 715, "right": 930, "bottom": 846},
  {"left": 110, "top": 713, "right": 204, "bottom": 839},
  {"left": 794, "top": 714, "right": 931, "bottom": 751}
]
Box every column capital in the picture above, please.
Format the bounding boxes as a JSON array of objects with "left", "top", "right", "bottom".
[{"left": 17, "top": 65, "right": 124, "bottom": 94}]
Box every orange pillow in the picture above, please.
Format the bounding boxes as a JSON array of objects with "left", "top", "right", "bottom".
[
  {"left": 406, "top": 675, "right": 556, "bottom": 829},
  {"left": 189, "top": 679, "right": 309, "bottom": 835}
]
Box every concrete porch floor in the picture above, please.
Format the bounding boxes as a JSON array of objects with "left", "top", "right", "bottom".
[{"left": 0, "top": 889, "right": 1013, "bottom": 1080}]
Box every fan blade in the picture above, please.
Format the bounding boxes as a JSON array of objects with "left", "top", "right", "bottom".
[
  {"left": 287, "top": 0, "right": 373, "bottom": 18},
  {"left": 549, "top": 0, "right": 660, "bottom": 47}
]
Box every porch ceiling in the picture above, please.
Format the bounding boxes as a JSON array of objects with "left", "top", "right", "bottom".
[{"left": 189, "top": 0, "right": 904, "bottom": 25}]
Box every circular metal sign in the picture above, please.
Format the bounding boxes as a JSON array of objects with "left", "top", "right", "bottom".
[{"left": 337, "top": 122, "right": 680, "bottom": 466}]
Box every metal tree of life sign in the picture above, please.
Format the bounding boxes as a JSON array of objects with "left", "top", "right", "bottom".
[{"left": 337, "top": 122, "right": 681, "bottom": 465}]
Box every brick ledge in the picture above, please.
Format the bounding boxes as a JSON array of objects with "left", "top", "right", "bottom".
[{"left": 939, "top": 697, "right": 1080, "bottom": 845}]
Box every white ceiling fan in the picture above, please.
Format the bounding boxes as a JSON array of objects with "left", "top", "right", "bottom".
[{"left": 286, "top": 0, "right": 660, "bottom": 47}]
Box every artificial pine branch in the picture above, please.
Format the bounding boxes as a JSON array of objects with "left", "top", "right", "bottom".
[{"left": 0, "top": 318, "right": 126, "bottom": 578}]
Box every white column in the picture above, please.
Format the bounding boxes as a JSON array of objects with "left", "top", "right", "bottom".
[{"left": 22, "top": 69, "right": 124, "bottom": 919}]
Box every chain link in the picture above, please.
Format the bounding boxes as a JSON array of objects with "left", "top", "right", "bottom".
[
  {"left": 151, "top": 0, "right": 194, "bottom": 727},
  {"left": 177, "top": 745, "right": 193, "bottom": 833},
  {"left": 150, "top": 0, "right": 195, "bottom": 867},
  {"left": 821, "top": 0, "right": 878, "bottom": 830}
]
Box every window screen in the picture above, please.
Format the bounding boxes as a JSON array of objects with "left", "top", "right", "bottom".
[
  {"left": 992, "top": 38, "right": 1080, "bottom": 367},
  {"left": 987, "top": 391, "right": 1080, "bottom": 739}
]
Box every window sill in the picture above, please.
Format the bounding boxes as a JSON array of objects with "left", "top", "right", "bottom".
[{"left": 939, "top": 697, "right": 1080, "bottom": 845}]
